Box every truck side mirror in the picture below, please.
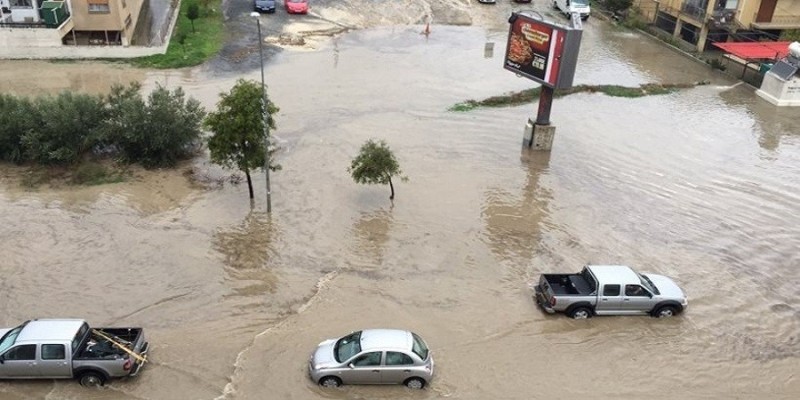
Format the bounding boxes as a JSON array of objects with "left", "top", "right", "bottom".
[{"left": 348, "top": 363, "right": 355, "bottom": 369}]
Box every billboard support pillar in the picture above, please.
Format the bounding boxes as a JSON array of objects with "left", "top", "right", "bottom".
[{"left": 523, "top": 86, "right": 555, "bottom": 151}]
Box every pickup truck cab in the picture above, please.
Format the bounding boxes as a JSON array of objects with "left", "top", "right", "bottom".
[
  {"left": 534, "top": 265, "right": 688, "bottom": 319},
  {"left": 0, "top": 319, "right": 148, "bottom": 386},
  {"left": 553, "top": 0, "right": 591, "bottom": 21}
]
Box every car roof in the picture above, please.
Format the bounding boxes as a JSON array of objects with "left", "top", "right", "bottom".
[
  {"left": 587, "top": 265, "right": 640, "bottom": 285},
  {"left": 360, "top": 329, "right": 412, "bottom": 352},
  {"left": 16, "top": 319, "right": 86, "bottom": 343}
]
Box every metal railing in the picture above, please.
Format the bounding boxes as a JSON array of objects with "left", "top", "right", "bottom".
[
  {"left": 752, "top": 13, "right": 800, "bottom": 25},
  {"left": 0, "top": 21, "right": 48, "bottom": 28},
  {"left": 680, "top": 1, "right": 708, "bottom": 21}
]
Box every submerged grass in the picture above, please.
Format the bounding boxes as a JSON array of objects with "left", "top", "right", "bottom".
[{"left": 448, "top": 82, "right": 708, "bottom": 112}]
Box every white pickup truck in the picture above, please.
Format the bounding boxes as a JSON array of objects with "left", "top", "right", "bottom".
[
  {"left": 0, "top": 319, "right": 148, "bottom": 386},
  {"left": 534, "top": 265, "right": 688, "bottom": 319}
]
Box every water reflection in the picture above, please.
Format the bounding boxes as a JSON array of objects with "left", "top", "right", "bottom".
[
  {"left": 482, "top": 150, "right": 552, "bottom": 264},
  {"left": 349, "top": 207, "right": 394, "bottom": 265},
  {"left": 213, "top": 211, "right": 279, "bottom": 297},
  {"left": 718, "top": 85, "right": 800, "bottom": 152}
]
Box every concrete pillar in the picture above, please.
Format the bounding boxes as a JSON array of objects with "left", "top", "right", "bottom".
[
  {"left": 673, "top": 18, "right": 683, "bottom": 39},
  {"left": 523, "top": 119, "right": 556, "bottom": 151},
  {"left": 696, "top": 24, "right": 709, "bottom": 52}
]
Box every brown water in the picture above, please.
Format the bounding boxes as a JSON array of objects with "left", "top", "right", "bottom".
[{"left": 1, "top": 17, "right": 799, "bottom": 400}]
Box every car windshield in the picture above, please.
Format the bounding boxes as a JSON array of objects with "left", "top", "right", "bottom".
[
  {"left": 333, "top": 331, "right": 361, "bottom": 363},
  {"left": 411, "top": 333, "right": 429, "bottom": 360},
  {"left": 0, "top": 326, "right": 24, "bottom": 355},
  {"left": 572, "top": 0, "right": 589, "bottom": 5},
  {"left": 638, "top": 274, "right": 660, "bottom": 295},
  {"left": 288, "top": 0, "right": 305, "bottom": 3}
]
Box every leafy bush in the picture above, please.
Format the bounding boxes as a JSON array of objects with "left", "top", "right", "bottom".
[
  {"left": 0, "top": 94, "right": 36, "bottom": 163},
  {"left": 21, "top": 92, "right": 106, "bottom": 165},
  {"left": 605, "top": 0, "right": 633, "bottom": 14}
]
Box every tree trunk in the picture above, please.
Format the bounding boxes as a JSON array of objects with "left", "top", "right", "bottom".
[
  {"left": 245, "top": 168, "right": 254, "bottom": 199},
  {"left": 388, "top": 176, "right": 395, "bottom": 200},
  {"left": 191, "top": 21, "right": 195, "bottom": 33}
]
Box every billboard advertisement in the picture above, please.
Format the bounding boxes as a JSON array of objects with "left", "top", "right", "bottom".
[{"left": 503, "top": 13, "right": 582, "bottom": 89}]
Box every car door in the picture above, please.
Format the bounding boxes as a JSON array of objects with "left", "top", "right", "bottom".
[
  {"left": 595, "top": 284, "right": 622, "bottom": 313},
  {"left": 0, "top": 344, "right": 38, "bottom": 377},
  {"left": 380, "top": 351, "right": 417, "bottom": 384},
  {"left": 339, "top": 351, "right": 382, "bottom": 384},
  {"left": 622, "top": 284, "right": 653, "bottom": 312},
  {"left": 38, "top": 344, "right": 71, "bottom": 378}
]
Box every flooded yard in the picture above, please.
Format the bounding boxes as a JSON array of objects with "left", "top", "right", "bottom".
[{"left": 1, "top": 5, "right": 799, "bottom": 399}]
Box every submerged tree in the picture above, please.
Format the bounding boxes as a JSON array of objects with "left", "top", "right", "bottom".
[
  {"left": 205, "top": 79, "right": 279, "bottom": 200},
  {"left": 187, "top": 3, "right": 200, "bottom": 33},
  {"left": 349, "top": 139, "right": 406, "bottom": 200}
]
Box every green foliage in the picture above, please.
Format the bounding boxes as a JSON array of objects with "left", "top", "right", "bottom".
[
  {"left": 205, "top": 79, "right": 280, "bottom": 197},
  {"left": 0, "top": 94, "right": 36, "bottom": 163},
  {"left": 132, "top": 3, "right": 223, "bottom": 69},
  {"left": 349, "top": 139, "right": 405, "bottom": 199},
  {"left": 605, "top": 0, "right": 633, "bottom": 14},
  {"left": 104, "top": 83, "right": 206, "bottom": 168},
  {"left": 21, "top": 91, "right": 106, "bottom": 165},
  {"left": 187, "top": 3, "right": 200, "bottom": 33},
  {"left": 706, "top": 58, "right": 727, "bottom": 71},
  {"left": 70, "top": 162, "right": 126, "bottom": 185},
  {"left": 779, "top": 29, "right": 800, "bottom": 42}
]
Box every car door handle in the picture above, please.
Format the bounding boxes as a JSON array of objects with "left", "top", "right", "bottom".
[
  {"left": 372, "top": 370, "right": 380, "bottom": 373},
  {"left": 404, "top": 370, "right": 411, "bottom": 373},
  {"left": 623, "top": 299, "right": 630, "bottom": 302}
]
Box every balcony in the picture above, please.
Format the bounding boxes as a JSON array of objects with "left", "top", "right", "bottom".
[
  {"left": 752, "top": 14, "right": 800, "bottom": 30},
  {"left": 681, "top": 0, "right": 709, "bottom": 23}
]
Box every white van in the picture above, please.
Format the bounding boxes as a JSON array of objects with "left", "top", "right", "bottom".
[{"left": 553, "top": 0, "right": 591, "bottom": 21}]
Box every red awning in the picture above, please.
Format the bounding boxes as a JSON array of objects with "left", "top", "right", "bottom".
[{"left": 712, "top": 41, "right": 792, "bottom": 61}]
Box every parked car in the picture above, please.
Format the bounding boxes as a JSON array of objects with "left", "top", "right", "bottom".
[
  {"left": 285, "top": 0, "right": 308, "bottom": 14},
  {"left": 533, "top": 265, "right": 688, "bottom": 319},
  {"left": 254, "top": 0, "right": 276, "bottom": 13},
  {"left": 309, "top": 329, "right": 434, "bottom": 389},
  {"left": 0, "top": 319, "right": 148, "bottom": 387},
  {"left": 553, "top": 0, "right": 591, "bottom": 21}
]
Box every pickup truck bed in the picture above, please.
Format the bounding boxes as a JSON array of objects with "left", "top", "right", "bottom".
[{"left": 543, "top": 274, "right": 594, "bottom": 295}]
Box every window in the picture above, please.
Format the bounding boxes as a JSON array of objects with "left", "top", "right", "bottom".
[
  {"left": 42, "top": 344, "right": 66, "bottom": 360},
  {"left": 3, "top": 345, "right": 36, "bottom": 360},
  {"left": 411, "top": 333, "right": 429, "bottom": 360},
  {"left": 10, "top": 0, "right": 33, "bottom": 8},
  {"left": 352, "top": 352, "right": 381, "bottom": 367},
  {"left": 625, "top": 285, "right": 648, "bottom": 297},
  {"left": 334, "top": 331, "right": 361, "bottom": 363},
  {"left": 88, "top": 0, "right": 110, "bottom": 13},
  {"left": 386, "top": 352, "right": 414, "bottom": 366},
  {"left": 603, "top": 284, "right": 620, "bottom": 296}
]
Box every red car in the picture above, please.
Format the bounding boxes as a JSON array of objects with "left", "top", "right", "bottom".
[{"left": 285, "top": 0, "right": 308, "bottom": 14}]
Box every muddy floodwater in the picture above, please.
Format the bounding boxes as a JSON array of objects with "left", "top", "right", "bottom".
[{"left": 1, "top": 14, "right": 799, "bottom": 400}]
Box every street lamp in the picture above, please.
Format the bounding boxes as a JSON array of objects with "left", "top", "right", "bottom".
[{"left": 251, "top": 11, "right": 272, "bottom": 213}]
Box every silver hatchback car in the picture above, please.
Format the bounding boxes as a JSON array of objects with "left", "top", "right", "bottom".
[{"left": 308, "top": 329, "right": 434, "bottom": 389}]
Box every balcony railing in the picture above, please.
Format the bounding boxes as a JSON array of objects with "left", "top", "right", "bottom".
[{"left": 753, "top": 13, "right": 800, "bottom": 25}]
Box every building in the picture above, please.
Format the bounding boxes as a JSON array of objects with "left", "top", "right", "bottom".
[
  {"left": 0, "top": 0, "right": 144, "bottom": 47},
  {"left": 635, "top": 0, "right": 800, "bottom": 52}
]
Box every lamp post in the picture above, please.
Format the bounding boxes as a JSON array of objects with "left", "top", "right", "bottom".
[{"left": 251, "top": 11, "right": 272, "bottom": 213}]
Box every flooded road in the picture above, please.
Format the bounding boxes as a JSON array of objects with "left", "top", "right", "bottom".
[{"left": 1, "top": 8, "right": 799, "bottom": 400}]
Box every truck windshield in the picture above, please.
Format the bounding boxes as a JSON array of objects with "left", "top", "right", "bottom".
[
  {"left": 580, "top": 268, "right": 598, "bottom": 292},
  {"left": 638, "top": 274, "right": 660, "bottom": 295},
  {"left": 334, "top": 331, "right": 362, "bottom": 363},
  {"left": 0, "top": 326, "right": 24, "bottom": 354},
  {"left": 572, "top": 0, "right": 589, "bottom": 5},
  {"left": 72, "top": 323, "right": 90, "bottom": 354}
]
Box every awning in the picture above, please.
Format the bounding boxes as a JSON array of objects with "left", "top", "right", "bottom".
[{"left": 712, "top": 41, "right": 792, "bottom": 61}]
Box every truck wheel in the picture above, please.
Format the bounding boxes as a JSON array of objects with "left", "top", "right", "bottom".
[
  {"left": 654, "top": 305, "right": 677, "bottom": 318},
  {"left": 405, "top": 377, "right": 426, "bottom": 389},
  {"left": 569, "top": 307, "right": 592, "bottom": 319},
  {"left": 319, "top": 376, "right": 341, "bottom": 387},
  {"left": 552, "top": 1, "right": 557, "bottom": 8},
  {"left": 79, "top": 371, "right": 105, "bottom": 387}
]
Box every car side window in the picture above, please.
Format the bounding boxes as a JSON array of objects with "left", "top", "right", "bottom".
[
  {"left": 4, "top": 344, "right": 36, "bottom": 360},
  {"left": 625, "top": 284, "right": 647, "bottom": 297},
  {"left": 42, "top": 344, "right": 66, "bottom": 360},
  {"left": 352, "top": 351, "right": 381, "bottom": 367},
  {"left": 603, "top": 284, "right": 620, "bottom": 296},
  {"left": 386, "top": 351, "right": 414, "bottom": 366}
]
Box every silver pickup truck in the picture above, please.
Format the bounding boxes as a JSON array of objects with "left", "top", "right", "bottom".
[
  {"left": 0, "top": 319, "right": 148, "bottom": 386},
  {"left": 534, "top": 265, "right": 688, "bottom": 319}
]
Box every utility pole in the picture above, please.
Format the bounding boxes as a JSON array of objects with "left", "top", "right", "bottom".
[{"left": 251, "top": 12, "right": 272, "bottom": 213}]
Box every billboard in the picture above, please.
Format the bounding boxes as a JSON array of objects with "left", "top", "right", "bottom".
[{"left": 503, "top": 13, "right": 582, "bottom": 89}]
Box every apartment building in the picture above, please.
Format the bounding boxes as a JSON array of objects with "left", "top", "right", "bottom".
[
  {"left": 0, "top": 0, "right": 144, "bottom": 47},
  {"left": 635, "top": 0, "right": 800, "bottom": 51}
]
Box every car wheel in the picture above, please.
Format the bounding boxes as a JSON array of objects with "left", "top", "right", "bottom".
[
  {"left": 319, "top": 376, "right": 341, "bottom": 388},
  {"left": 569, "top": 307, "right": 592, "bottom": 319},
  {"left": 405, "top": 377, "right": 426, "bottom": 389},
  {"left": 79, "top": 371, "right": 105, "bottom": 387},
  {"left": 552, "top": 1, "right": 557, "bottom": 8},
  {"left": 654, "top": 306, "right": 677, "bottom": 318}
]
